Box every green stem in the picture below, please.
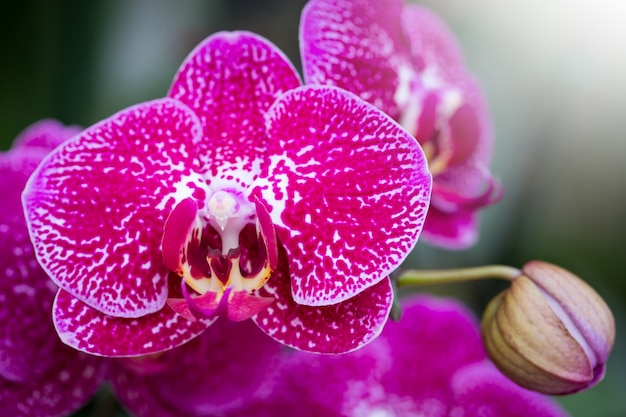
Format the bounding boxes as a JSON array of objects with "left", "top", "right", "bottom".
[{"left": 396, "top": 265, "right": 521, "bottom": 288}]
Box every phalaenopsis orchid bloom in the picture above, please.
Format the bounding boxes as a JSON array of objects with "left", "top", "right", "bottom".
[
  {"left": 23, "top": 32, "right": 432, "bottom": 356},
  {"left": 301, "top": 0, "right": 500, "bottom": 248}
]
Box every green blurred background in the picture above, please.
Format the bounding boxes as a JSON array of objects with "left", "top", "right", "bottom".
[{"left": 1, "top": 0, "right": 624, "bottom": 416}]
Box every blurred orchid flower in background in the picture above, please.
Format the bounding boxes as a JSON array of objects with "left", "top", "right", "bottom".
[
  {"left": 22, "top": 31, "right": 432, "bottom": 357},
  {"left": 0, "top": 120, "right": 103, "bottom": 417},
  {"left": 108, "top": 319, "right": 281, "bottom": 417},
  {"left": 235, "top": 295, "right": 571, "bottom": 417},
  {"left": 300, "top": 0, "right": 501, "bottom": 249}
]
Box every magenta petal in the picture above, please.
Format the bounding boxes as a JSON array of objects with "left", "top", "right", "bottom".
[
  {"left": 11, "top": 119, "right": 81, "bottom": 151},
  {"left": 401, "top": 5, "right": 465, "bottom": 82},
  {"left": 253, "top": 246, "right": 393, "bottom": 353},
  {"left": 23, "top": 98, "right": 205, "bottom": 318},
  {"left": 300, "top": 0, "right": 409, "bottom": 119},
  {"left": 375, "top": 296, "right": 485, "bottom": 400},
  {"left": 0, "top": 341, "right": 103, "bottom": 417},
  {"left": 168, "top": 31, "right": 301, "bottom": 188},
  {"left": 53, "top": 289, "right": 214, "bottom": 357},
  {"left": 109, "top": 319, "right": 281, "bottom": 417},
  {"left": 0, "top": 151, "right": 59, "bottom": 381},
  {"left": 446, "top": 103, "right": 480, "bottom": 166},
  {"left": 161, "top": 197, "right": 199, "bottom": 274},
  {"left": 256, "top": 85, "right": 431, "bottom": 306},
  {"left": 421, "top": 207, "right": 478, "bottom": 249},
  {"left": 453, "top": 362, "right": 570, "bottom": 417}
]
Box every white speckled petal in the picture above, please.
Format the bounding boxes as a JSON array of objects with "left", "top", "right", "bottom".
[
  {"left": 22, "top": 98, "right": 207, "bottom": 318},
  {"left": 300, "top": 0, "right": 409, "bottom": 119},
  {"left": 253, "top": 85, "right": 431, "bottom": 306},
  {"left": 252, "top": 246, "right": 393, "bottom": 354},
  {"left": 169, "top": 31, "right": 301, "bottom": 188},
  {"left": 53, "top": 289, "right": 214, "bottom": 357}
]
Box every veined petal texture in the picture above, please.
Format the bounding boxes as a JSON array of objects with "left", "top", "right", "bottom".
[
  {"left": 255, "top": 85, "right": 431, "bottom": 306},
  {"left": 169, "top": 31, "right": 301, "bottom": 189},
  {"left": 22, "top": 98, "right": 206, "bottom": 318}
]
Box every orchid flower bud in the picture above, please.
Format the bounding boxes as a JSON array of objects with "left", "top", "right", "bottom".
[{"left": 481, "top": 260, "right": 615, "bottom": 395}]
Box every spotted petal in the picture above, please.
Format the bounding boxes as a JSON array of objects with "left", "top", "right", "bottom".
[
  {"left": 252, "top": 245, "right": 393, "bottom": 354},
  {"left": 0, "top": 150, "right": 60, "bottom": 381},
  {"left": 22, "top": 98, "right": 206, "bottom": 317},
  {"left": 0, "top": 340, "right": 103, "bottom": 417},
  {"left": 300, "top": 0, "right": 409, "bottom": 120},
  {"left": 169, "top": 31, "right": 301, "bottom": 189},
  {"left": 254, "top": 85, "right": 431, "bottom": 306},
  {"left": 53, "top": 281, "right": 214, "bottom": 357},
  {"left": 109, "top": 319, "right": 281, "bottom": 417}
]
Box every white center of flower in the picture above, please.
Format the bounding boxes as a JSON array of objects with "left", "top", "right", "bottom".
[{"left": 208, "top": 190, "right": 237, "bottom": 230}]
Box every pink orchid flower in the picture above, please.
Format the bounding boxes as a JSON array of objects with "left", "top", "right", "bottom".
[
  {"left": 23, "top": 32, "right": 432, "bottom": 356},
  {"left": 108, "top": 319, "right": 281, "bottom": 417},
  {"left": 0, "top": 120, "right": 103, "bottom": 417},
  {"left": 235, "top": 295, "right": 570, "bottom": 417},
  {"left": 300, "top": 0, "right": 501, "bottom": 249}
]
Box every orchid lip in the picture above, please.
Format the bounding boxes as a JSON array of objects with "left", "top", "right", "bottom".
[{"left": 162, "top": 191, "right": 277, "bottom": 322}]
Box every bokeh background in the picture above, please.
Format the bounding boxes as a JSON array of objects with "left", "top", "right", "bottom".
[{"left": 1, "top": 0, "right": 624, "bottom": 416}]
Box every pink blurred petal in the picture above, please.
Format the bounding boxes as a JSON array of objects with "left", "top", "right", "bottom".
[
  {"left": 23, "top": 98, "right": 206, "bottom": 318},
  {"left": 246, "top": 295, "right": 568, "bottom": 417},
  {"left": 53, "top": 288, "right": 214, "bottom": 357},
  {"left": 253, "top": 245, "right": 393, "bottom": 354},
  {"left": 11, "top": 119, "right": 81, "bottom": 151},
  {"left": 0, "top": 151, "right": 62, "bottom": 381},
  {"left": 169, "top": 31, "right": 301, "bottom": 189},
  {"left": 109, "top": 319, "right": 281, "bottom": 417},
  {"left": 375, "top": 295, "right": 485, "bottom": 400},
  {"left": 0, "top": 341, "right": 103, "bottom": 417},
  {"left": 401, "top": 5, "right": 465, "bottom": 82},
  {"left": 453, "top": 362, "right": 571, "bottom": 417},
  {"left": 254, "top": 85, "right": 431, "bottom": 306},
  {"left": 420, "top": 206, "right": 479, "bottom": 249}
]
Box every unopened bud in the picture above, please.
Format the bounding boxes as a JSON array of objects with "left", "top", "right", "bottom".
[{"left": 481, "top": 260, "right": 615, "bottom": 395}]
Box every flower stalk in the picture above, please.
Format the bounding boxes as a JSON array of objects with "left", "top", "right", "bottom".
[{"left": 397, "top": 264, "right": 520, "bottom": 287}]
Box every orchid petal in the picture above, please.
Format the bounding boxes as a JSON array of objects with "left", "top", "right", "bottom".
[
  {"left": 0, "top": 341, "right": 102, "bottom": 417},
  {"left": 0, "top": 151, "right": 59, "bottom": 381},
  {"left": 375, "top": 296, "right": 485, "bottom": 400},
  {"left": 420, "top": 207, "right": 479, "bottom": 250},
  {"left": 109, "top": 319, "right": 281, "bottom": 417},
  {"left": 161, "top": 197, "right": 199, "bottom": 274},
  {"left": 240, "top": 296, "right": 568, "bottom": 417},
  {"left": 252, "top": 245, "right": 393, "bottom": 354},
  {"left": 53, "top": 287, "right": 214, "bottom": 357},
  {"left": 452, "top": 362, "right": 571, "bottom": 417},
  {"left": 255, "top": 85, "right": 431, "bottom": 306},
  {"left": 401, "top": 5, "right": 465, "bottom": 82},
  {"left": 168, "top": 31, "right": 301, "bottom": 188},
  {"left": 22, "top": 98, "right": 206, "bottom": 318},
  {"left": 300, "top": 0, "right": 409, "bottom": 119},
  {"left": 11, "top": 119, "right": 81, "bottom": 151}
]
